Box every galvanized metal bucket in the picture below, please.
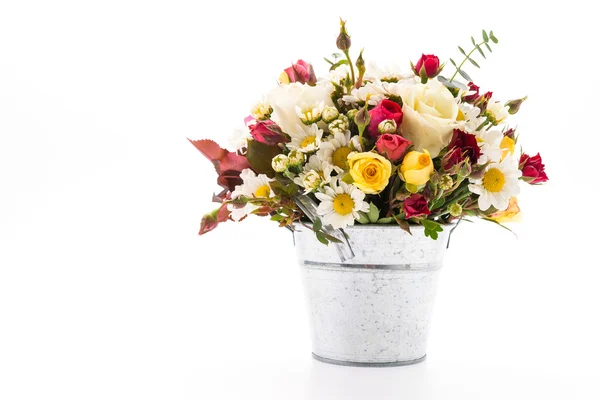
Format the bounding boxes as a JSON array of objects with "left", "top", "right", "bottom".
[{"left": 293, "top": 224, "right": 452, "bottom": 367}]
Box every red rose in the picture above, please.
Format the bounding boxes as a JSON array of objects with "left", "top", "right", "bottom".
[
  {"left": 375, "top": 134, "right": 411, "bottom": 163},
  {"left": 519, "top": 153, "right": 548, "bottom": 184},
  {"left": 404, "top": 194, "right": 431, "bottom": 219},
  {"left": 442, "top": 129, "right": 481, "bottom": 171},
  {"left": 283, "top": 60, "right": 317, "bottom": 85},
  {"left": 413, "top": 54, "right": 440, "bottom": 78},
  {"left": 367, "top": 99, "right": 403, "bottom": 138},
  {"left": 248, "top": 120, "right": 287, "bottom": 146},
  {"left": 464, "top": 82, "right": 480, "bottom": 103}
]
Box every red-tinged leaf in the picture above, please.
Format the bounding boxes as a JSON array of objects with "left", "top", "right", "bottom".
[
  {"left": 189, "top": 139, "right": 227, "bottom": 165},
  {"left": 199, "top": 203, "right": 231, "bottom": 235},
  {"left": 220, "top": 152, "right": 251, "bottom": 172}
]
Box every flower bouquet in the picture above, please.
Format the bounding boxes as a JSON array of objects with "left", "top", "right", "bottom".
[{"left": 191, "top": 20, "right": 548, "bottom": 366}]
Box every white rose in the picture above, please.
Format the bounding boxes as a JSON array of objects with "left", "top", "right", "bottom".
[
  {"left": 265, "top": 82, "right": 334, "bottom": 135},
  {"left": 399, "top": 79, "right": 459, "bottom": 157}
]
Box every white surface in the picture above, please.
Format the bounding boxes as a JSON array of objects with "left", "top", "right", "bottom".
[{"left": 1, "top": 0, "right": 599, "bottom": 399}]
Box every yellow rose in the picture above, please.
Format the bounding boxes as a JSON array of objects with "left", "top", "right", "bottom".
[
  {"left": 400, "top": 149, "right": 434, "bottom": 186},
  {"left": 347, "top": 152, "right": 392, "bottom": 194}
]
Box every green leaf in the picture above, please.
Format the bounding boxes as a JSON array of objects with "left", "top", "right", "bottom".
[
  {"left": 246, "top": 140, "right": 281, "bottom": 178},
  {"left": 458, "top": 69, "right": 472, "bottom": 82},
  {"left": 377, "top": 217, "right": 393, "bottom": 224},
  {"left": 468, "top": 57, "right": 481, "bottom": 68},
  {"left": 458, "top": 46, "right": 466, "bottom": 55},
  {"left": 422, "top": 220, "right": 443, "bottom": 240},
  {"left": 482, "top": 29, "right": 489, "bottom": 42},
  {"left": 316, "top": 232, "right": 329, "bottom": 245},
  {"left": 393, "top": 215, "right": 412, "bottom": 235},
  {"left": 438, "top": 76, "right": 468, "bottom": 91},
  {"left": 471, "top": 36, "right": 476, "bottom": 46},
  {"left": 475, "top": 43, "right": 486, "bottom": 59},
  {"left": 324, "top": 57, "right": 334, "bottom": 65},
  {"left": 484, "top": 42, "right": 492, "bottom": 52},
  {"left": 367, "top": 203, "right": 380, "bottom": 223},
  {"left": 489, "top": 31, "right": 498, "bottom": 44},
  {"left": 313, "top": 217, "right": 323, "bottom": 232},
  {"left": 329, "top": 59, "right": 349, "bottom": 72},
  {"left": 483, "top": 218, "right": 517, "bottom": 237},
  {"left": 430, "top": 197, "right": 445, "bottom": 210},
  {"left": 270, "top": 214, "right": 284, "bottom": 222},
  {"left": 449, "top": 58, "right": 457, "bottom": 67},
  {"left": 321, "top": 231, "right": 343, "bottom": 243},
  {"left": 357, "top": 212, "right": 370, "bottom": 224}
]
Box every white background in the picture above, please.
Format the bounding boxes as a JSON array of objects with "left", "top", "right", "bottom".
[{"left": 1, "top": 1, "right": 599, "bottom": 398}]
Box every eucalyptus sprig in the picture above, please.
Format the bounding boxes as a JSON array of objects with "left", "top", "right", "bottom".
[{"left": 448, "top": 30, "right": 498, "bottom": 83}]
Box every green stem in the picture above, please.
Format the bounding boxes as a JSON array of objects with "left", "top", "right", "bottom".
[
  {"left": 449, "top": 41, "right": 486, "bottom": 82},
  {"left": 344, "top": 50, "right": 356, "bottom": 85},
  {"left": 476, "top": 117, "right": 489, "bottom": 131}
]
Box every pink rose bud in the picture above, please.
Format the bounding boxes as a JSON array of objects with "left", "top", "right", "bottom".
[
  {"left": 282, "top": 60, "right": 317, "bottom": 86},
  {"left": 367, "top": 99, "right": 403, "bottom": 139},
  {"left": 248, "top": 120, "right": 288, "bottom": 146},
  {"left": 375, "top": 134, "right": 411, "bottom": 163},
  {"left": 413, "top": 54, "right": 440, "bottom": 79}
]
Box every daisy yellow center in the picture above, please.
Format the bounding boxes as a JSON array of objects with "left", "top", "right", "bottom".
[
  {"left": 418, "top": 154, "right": 430, "bottom": 167},
  {"left": 483, "top": 168, "right": 505, "bottom": 193},
  {"left": 332, "top": 146, "right": 351, "bottom": 169},
  {"left": 333, "top": 193, "right": 354, "bottom": 216},
  {"left": 301, "top": 136, "right": 316, "bottom": 148},
  {"left": 254, "top": 184, "right": 271, "bottom": 198}
]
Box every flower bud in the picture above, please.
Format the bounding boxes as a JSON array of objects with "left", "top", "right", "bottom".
[
  {"left": 505, "top": 96, "right": 528, "bottom": 115},
  {"left": 439, "top": 174, "right": 453, "bottom": 190},
  {"left": 448, "top": 203, "right": 463, "bottom": 217},
  {"left": 250, "top": 100, "right": 273, "bottom": 121},
  {"left": 346, "top": 109, "right": 358, "bottom": 122},
  {"left": 301, "top": 170, "right": 323, "bottom": 192},
  {"left": 377, "top": 119, "right": 397, "bottom": 134},
  {"left": 321, "top": 106, "right": 340, "bottom": 123},
  {"left": 271, "top": 154, "right": 289, "bottom": 173},
  {"left": 328, "top": 115, "right": 350, "bottom": 135},
  {"left": 295, "top": 101, "right": 324, "bottom": 125},
  {"left": 336, "top": 19, "right": 351, "bottom": 51},
  {"left": 287, "top": 150, "right": 306, "bottom": 167}
]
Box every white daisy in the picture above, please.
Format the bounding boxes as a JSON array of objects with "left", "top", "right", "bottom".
[
  {"left": 476, "top": 129, "right": 504, "bottom": 165},
  {"left": 468, "top": 156, "right": 522, "bottom": 211},
  {"left": 295, "top": 101, "right": 325, "bottom": 125},
  {"left": 286, "top": 123, "right": 324, "bottom": 153},
  {"left": 381, "top": 79, "right": 417, "bottom": 99},
  {"left": 315, "top": 178, "right": 369, "bottom": 229},
  {"left": 228, "top": 169, "right": 274, "bottom": 221},
  {"left": 342, "top": 82, "right": 384, "bottom": 106},
  {"left": 456, "top": 102, "right": 484, "bottom": 133},
  {"left": 227, "top": 126, "right": 251, "bottom": 152},
  {"left": 485, "top": 97, "right": 510, "bottom": 125},
  {"left": 316, "top": 129, "right": 352, "bottom": 171},
  {"left": 293, "top": 155, "right": 335, "bottom": 194},
  {"left": 250, "top": 97, "right": 272, "bottom": 121},
  {"left": 365, "top": 61, "right": 414, "bottom": 82}
]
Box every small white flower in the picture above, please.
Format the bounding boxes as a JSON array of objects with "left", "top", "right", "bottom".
[
  {"left": 328, "top": 115, "right": 350, "bottom": 135},
  {"left": 456, "top": 102, "right": 484, "bottom": 133},
  {"left": 476, "top": 129, "right": 504, "bottom": 165},
  {"left": 468, "top": 156, "right": 522, "bottom": 211},
  {"left": 250, "top": 98, "right": 273, "bottom": 121},
  {"left": 317, "top": 129, "right": 352, "bottom": 171},
  {"left": 287, "top": 149, "right": 306, "bottom": 167},
  {"left": 293, "top": 155, "right": 334, "bottom": 194},
  {"left": 342, "top": 82, "right": 384, "bottom": 105},
  {"left": 315, "top": 178, "right": 369, "bottom": 229},
  {"left": 271, "top": 154, "right": 289, "bottom": 173},
  {"left": 227, "top": 126, "right": 251, "bottom": 152},
  {"left": 295, "top": 101, "right": 325, "bottom": 125},
  {"left": 321, "top": 106, "right": 340, "bottom": 123},
  {"left": 486, "top": 97, "right": 510, "bottom": 125},
  {"left": 286, "top": 124, "right": 324, "bottom": 153},
  {"left": 381, "top": 79, "right": 417, "bottom": 99},
  {"left": 365, "top": 61, "right": 414, "bottom": 82},
  {"left": 228, "top": 169, "right": 274, "bottom": 221},
  {"left": 378, "top": 119, "right": 397, "bottom": 134},
  {"left": 350, "top": 136, "right": 363, "bottom": 152}
]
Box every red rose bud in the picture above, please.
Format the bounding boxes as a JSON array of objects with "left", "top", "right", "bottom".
[
  {"left": 519, "top": 153, "right": 548, "bottom": 184},
  {"left": 336, "top": 19, "right": 351, "bottom": 51},
  {"left": 375, "top": 134, "right": 411, "bottom": 163},
  {"left": 464, "top": 82, "right": 480, "bottom": 103},
  {"left": 199, "top": 203, "right": 231, "bottom": 235},
  {"left": 283, "top": 60, "right": 317, "bottom": 86},
  {"left": 413, "top": 54, "right": 440, "bottom": 80},
  {"left": 403, "top": 194, "right": 431, "bottom": 219},
  {"left": 506, "top": 96, "right": 528, "bottom": 115},
  {"left": 367, "top": 99, "right": 403, "bottom": 138},
  {"left": 443, "top": 129, "right": 481, "bottom": 170},
  {"left": 476, "top": 91, "right": 493, "bottom": 111},
  {"left": 503, "top": 128, "right": 516, "bottom": 140},
  {"left": 248, "top": 120, "right": 288, "bottom": 146}
]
